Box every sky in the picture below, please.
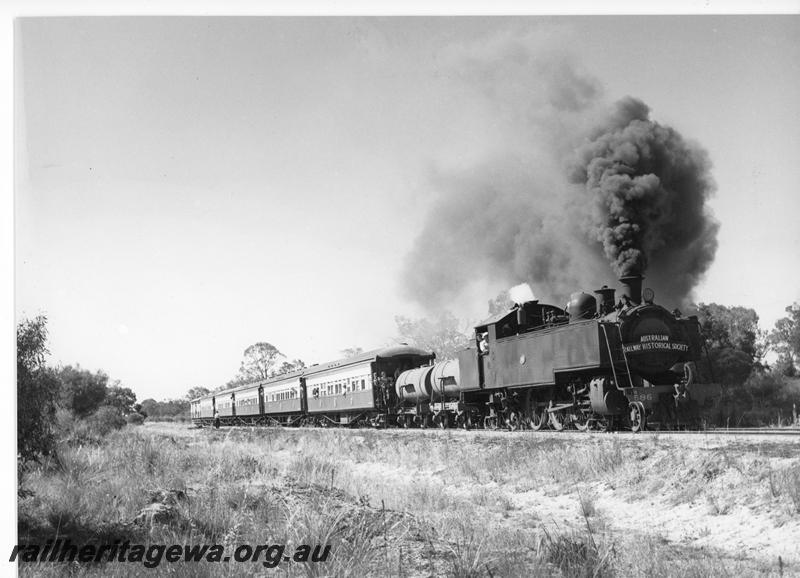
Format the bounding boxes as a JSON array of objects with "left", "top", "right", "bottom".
[{"left": 13, "top": 13, "right": 800, "bottom": 402}]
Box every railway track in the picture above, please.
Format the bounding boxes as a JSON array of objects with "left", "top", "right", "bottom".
[
  {"left": 645, "top": 427, "right": 800, "bottom": 436},
  {"left": 481, "top": 427, "right": 800, "bottom": 437},
  {"left": 210, "top": 423, "right": 800, "bottom": 437}
]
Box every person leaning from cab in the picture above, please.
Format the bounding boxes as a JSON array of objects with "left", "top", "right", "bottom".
[{"left": 478, "top": 332, "right": 489, "bottom": 355}]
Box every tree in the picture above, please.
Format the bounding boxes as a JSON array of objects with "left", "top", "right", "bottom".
[
  {"left": 236, "top": 342, "right": 285, "bottom": 382},
  {"left": 395, "top": 311, "right": 470, "bottom": 360},
  {"left": 488, "top": 290, "right": 513, "bottom": 316},
  {"left": 769, "top": 302, "right": 800, "bottom": 376},
  {"left": 340, "top": 347, "right": 364, "bottom": 358},
  {"left": 277, "top": 358, "right": 306, "bottom": 374},
  {"left": 690, "top": 303, "right": 765, "bottom": 386},
  {"left": 186, "top": 386, "right": 211, "bottom": 401},
  {"left": 139, "top": 399, "right": 159, "bottom": 418},
  {"left": 688, "top": 302, "right": 800, "bottom": 426},
  {"left": 104, "top": 385, "right": 137, "bottom": 415},
  {"left": 139, "top": 398, "right": 190, "bottom": 420},
  {"left": 17, "top": 315, "right": 61, "bottom": 462},
  {"left": 57, "top": 365, "right": 109, "bottom": 417}
]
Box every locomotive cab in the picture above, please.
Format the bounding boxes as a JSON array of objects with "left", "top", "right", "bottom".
[{"left": 484, "top": 301, "right": 569, "bottom": 339}]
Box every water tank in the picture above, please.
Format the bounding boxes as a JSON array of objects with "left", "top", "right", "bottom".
[
  {"left": 394, "top": 366, "right": 433, "bottom": 403},
  {"left": 429, "top": 359, "right": 462, "bottom": 399}
]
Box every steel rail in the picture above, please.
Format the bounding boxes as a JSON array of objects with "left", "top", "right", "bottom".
[{"left": 199, "top": 422, "right": 800, "bottom": 437}]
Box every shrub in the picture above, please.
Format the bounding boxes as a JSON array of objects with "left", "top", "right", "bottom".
[
  {"left": 17, "top": 316, "right": 61, "bottom": 462},
  {"left": 86, "top": 406, "right": 127, "bottom": 437},
  {"left": 126, "top": 412, "right": 146, "bottom": 425}
]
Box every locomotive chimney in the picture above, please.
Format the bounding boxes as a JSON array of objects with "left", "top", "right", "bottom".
[{"left": 619, "top": 275, "right": 644, "bottom": 306}]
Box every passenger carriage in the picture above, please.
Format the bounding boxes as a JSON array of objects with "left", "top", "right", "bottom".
[
  {"left": 191, "top": 344, "right": 434, "bottom": 428},
  {"left": 304, "top": 345, "right": 434, "bottom": 427},
  {"left": 259, "top": 370, "right": 306, "bottom": 425}
]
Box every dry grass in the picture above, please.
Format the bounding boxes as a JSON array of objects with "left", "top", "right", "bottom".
[{"left": 17, "top": 424, "right": 799, "bottom": 577}]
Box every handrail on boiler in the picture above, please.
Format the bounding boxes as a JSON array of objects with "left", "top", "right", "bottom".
[
  {"left": 600, "top": 322, "right": 634, "bottom": 389},
  {"left": 615, "top": 323, "right": 635, "bottom": 388}
]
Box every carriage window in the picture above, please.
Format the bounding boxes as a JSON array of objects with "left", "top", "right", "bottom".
[{"left": 361, "top": 379, "right": 365, "bottom": 390}]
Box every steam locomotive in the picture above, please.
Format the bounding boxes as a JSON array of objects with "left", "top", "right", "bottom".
[{"left": 191, "top": 275, "right": 720, "bottom": 432}]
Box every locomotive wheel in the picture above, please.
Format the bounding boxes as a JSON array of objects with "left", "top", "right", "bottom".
[
  {"left": 572, "top": 412, "right": 589, "bottom": 432},
  {"left": 524, "top": 391, "right": 548, "bottom": 431},
  {"left": 549, "top": 411, "right": 564, "bottom": 431},
  {"left": 629, "top": 402, "right": 647, "bottom": 433},
  {"left": 530, "top": 407, "right": 548, "bottom": 431},
  {"left": 592, "top": 417, "right": 610, "bottom": 432},
  {"left": 507, "top": 412, "right": 520, "bottom": 431}
]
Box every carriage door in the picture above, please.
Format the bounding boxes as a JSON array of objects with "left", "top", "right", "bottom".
[
  {"left": 300, "top": 378, "right": 308, "bottom": 413},
  {"left": 258, "top": 386, "right": 264, "bottom": 415},
  {"left": 230, "top": 393, "right": 236, "bottom": 417},
  {"left": 370, "top": 362, "right": 383, "bottom": 409}
]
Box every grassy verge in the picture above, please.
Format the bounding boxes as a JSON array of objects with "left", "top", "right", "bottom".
[{"left": 17, "top": 426, "right": 798, "bottom": 576}]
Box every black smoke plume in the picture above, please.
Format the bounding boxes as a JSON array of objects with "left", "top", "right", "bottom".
[
  {"left": 568, "top": 97, "right": 719, "bottom": 299},
  {"left": 402, "top": 34, "right": 718, "bottom": 311}
]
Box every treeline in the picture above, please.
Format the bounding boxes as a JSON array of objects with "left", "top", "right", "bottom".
[
  {"left": 217, "top": 342, "right": 307, "bottom": 391},
  {"left": 17, "top": 316, "right": 144, "bottom": 467},
  {"left": 137, "top": 398, "right": 190, "bottom": 421},
  {"left": 691, "top": 301, "right": 800, "bottom": 426}
]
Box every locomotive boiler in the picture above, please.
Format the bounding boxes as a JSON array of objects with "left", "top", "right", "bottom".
[{"left": 393, "top": 275, "right": 720, "bottom": 432}]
